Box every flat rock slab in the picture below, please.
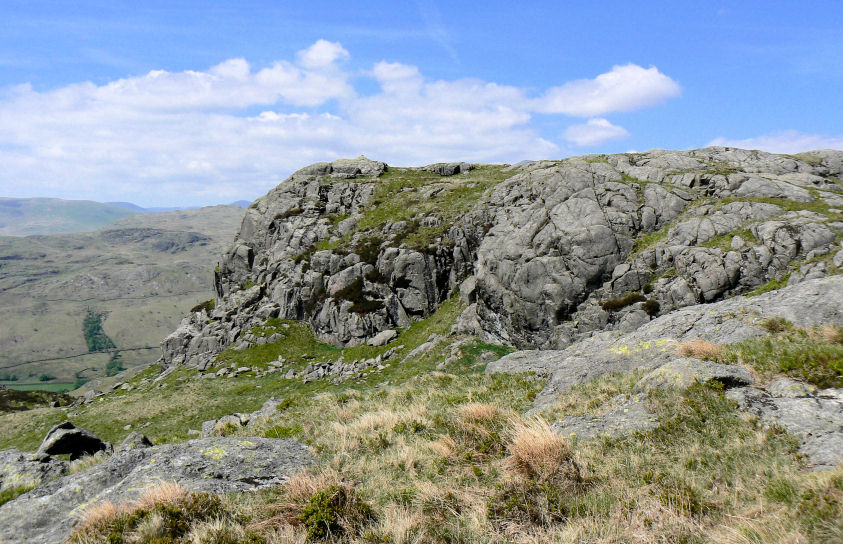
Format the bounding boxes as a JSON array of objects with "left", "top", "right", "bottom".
[
  {"left": 727, "top": 382, "right": 843, "bottom": 470},
  {"left": 552, "top": 394, "right": 658, "bottom": 440},
  {"left": 0, "top": 437, "right": 312, "bottom": 544}
]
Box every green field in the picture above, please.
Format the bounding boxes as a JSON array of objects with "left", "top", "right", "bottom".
[{"left": 1, "top": 382, "right": 77, "bottom": 393}]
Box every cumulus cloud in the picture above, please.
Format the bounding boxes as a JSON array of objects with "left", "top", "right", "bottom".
[
  {"left": 563, "top": 118, "right": 629, "bottom": 147},
  {"left": 538, "top": 64, "right": 680, "bottom": 117},
  {"left": 0, "top": 42, "right": 679, "bottom": 206},
  {"left": 708, "top": 130, "right": 843, "bottom": 153}
]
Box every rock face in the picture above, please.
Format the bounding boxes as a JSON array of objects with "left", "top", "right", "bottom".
[
  {"left": 36, "top": 421, "right": 109, "bottom": 461},
  {"left": 0, "top": 437, "right": 312, "bottom": 544},
  {"left": 159, "top": 148, "right": 843, "bottom": 370},
  {"left": 487, "top": 276, "right": 843, "bottom": 411}
]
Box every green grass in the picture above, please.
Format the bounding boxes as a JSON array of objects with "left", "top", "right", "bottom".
[
  {"left": 3, "top": 382, "right": 78, "bottom": 393},
  {"left": 746, "top": 273, "right": 792, "bottom": 297},
  {"left": 0, "top": 485, "right": 36, "bottom": 507},
  {"left": 721, "top": 324, "right": 843, "bottom": 388}
]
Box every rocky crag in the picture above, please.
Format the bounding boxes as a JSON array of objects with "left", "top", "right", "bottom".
[{"left": 161, "top": 148, "right": 843, "bottom": 369}]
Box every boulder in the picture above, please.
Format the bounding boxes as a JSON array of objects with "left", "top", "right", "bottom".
[
  {"left": 36, "top": 422, "right": 109, "bottom": 461},
  {"left": 367, "top": 329, "right": 397, "bottom": 346},
  {"left": 116, "top": 432, "right": 153, "bottom": 452},
  {"left": 0, "top": 437, "right": 312, "bottom": 544},
  {"left": 422, "top": 162, "right": 473, "bottom": 176}
]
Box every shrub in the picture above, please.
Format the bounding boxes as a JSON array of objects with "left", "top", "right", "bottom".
[
  {"left": 333, "top": 277, "right": 384, "bottom": 314},
  {"left": 600, "top": 292, "right": 646, "bottom": 312},
  {"left": 643, "top": 298, "right": 660, "bottom": 317},
  {"left": 761, "top": 316, "right": 793, "bottom": 333},
  {"left": 190, "top": 299, "right": 215, "bottom": 314},
  {"left": 299, "top": 484, "right": 373, "bottom": 540},
  {"left": 350, "top": 235, "right": 383, "bottom": 265},
  {"left": 281, "top": 207, "right": 303, "bottom": 218}
]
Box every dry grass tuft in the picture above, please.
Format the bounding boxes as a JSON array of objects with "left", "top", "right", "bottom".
[
  {"left": 812, "top": 324, "right": 843, "bottom": 345},
  {"left": 77, "top": 500, "right": 129, "bottom": 527},
  {"left": 284, "top": 470, "right": 342, "bottom": 504},
  {"left": 186, "top": 517, "right": 248, "bottom": 544},
  {"left": 428, "top": 436, "right": 457, "bottom": 458},
  {"left": 68, "top": 451, "right": 109, "bottom": 474},
  {"left": 377, "top": 505, "right": 421, "bottom": 544},
  {"left": 457, "top": 402, "right": 501, "bottom": 423},
  {"left": 677, "top": 339, "right": 724, "bottom": 361},
  {"left": 504, "top": 418, "right": 581, "bottom": 485},
  {"left": 136, "top": 480, "right": 186, "bottom": 510}
]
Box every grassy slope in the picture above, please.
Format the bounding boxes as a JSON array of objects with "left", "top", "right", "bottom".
[{"left": 5, "top": 297, "right": 842, "bottom": 542}]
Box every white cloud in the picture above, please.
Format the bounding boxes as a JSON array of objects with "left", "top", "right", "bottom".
[
  {"left": 0, "top": 43, "right": 679, "bottom": 206},
  {"left": 708, "top": 130, "right": 843, "bottom": 153},
  {"left": 563, "top": 118, "right": 629, "bottom": 147},
  {"left": 296, "top": 39, "right": 350, "bottom": 69},
  {"left": 538, "top": 64, "right": 681, "bottom": 117}
]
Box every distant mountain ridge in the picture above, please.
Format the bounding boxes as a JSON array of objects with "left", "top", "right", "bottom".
[{"left": 0, "top": 198, "right": 252, "bottom": 236}]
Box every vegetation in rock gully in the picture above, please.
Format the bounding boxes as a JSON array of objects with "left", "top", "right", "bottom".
[
  {"left": 316, "top": 165, "right": 511, "bottom": 254},
  {"left": 82, "top": 309, "right": 117, "bottom": 352}
]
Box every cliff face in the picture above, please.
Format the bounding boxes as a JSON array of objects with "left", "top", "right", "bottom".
[{"left": 160, "top": 148, "right": 843, "bottom": 370}]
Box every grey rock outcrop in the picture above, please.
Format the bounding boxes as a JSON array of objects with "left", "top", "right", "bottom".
[
  {"left": 552, "top": 394, "right": 658, "bottom": 440},
  {"left": 36, "top": 422, "right": 109, "bottom": 461},
  {"left": 159, "top": 148, "right": 843, "bottom": 369},
  {"left": 0, "top": 449, "right": 68, "bottom": 492},
  {"left": 0, "top": 437, "right": 312, "bottom": 544},
  {"left": 488, "top": 276, "right": 843, "bottom": 411}
]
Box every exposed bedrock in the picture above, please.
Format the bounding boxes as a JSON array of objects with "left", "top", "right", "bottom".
[{"left": 158, "top": 148, "right": 843, "bottom": 369}]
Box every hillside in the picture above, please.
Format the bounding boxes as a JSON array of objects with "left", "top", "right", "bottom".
[
  {"left": 0, "top": 205, "right": 245, "bottom": 392},
  {"left": 0, "top": 198, "right": 143, "bottom": 236},
  {"left": 0, "top": 148, "right": 842, "bottom": 543}
]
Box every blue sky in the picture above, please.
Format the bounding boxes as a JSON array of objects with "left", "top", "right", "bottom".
[{"left": 1, "top": 1, "right": 841, "bottom": 207}]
